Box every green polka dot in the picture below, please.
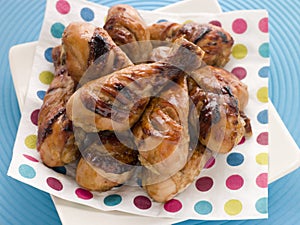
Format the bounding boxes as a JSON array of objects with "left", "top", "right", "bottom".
[
  {"left": 51, "top": 22, "right": 65, "bottom": 38},
  {"left": 25, "top": 134, "right": 37, "bottom": 149},
  {"left": 256, "top": 153, "right": 268, "bottom": 165},
  {"left": 104, "top": 194, "right": 122, "bottom": 206},
  {"left": 255, "top": 197, "right": 268, "bottom": 214},
  {"left": 39, "top": 71, "right": 54, "bottom": 85},
  {"left": 19, "top": 164, "right": 36, "bottom": 179},
  {"left": 257, "top": 87, "right": 268, "bottom": 103},
  {"left": 259, "top": 43, "right": 269, "bottom": 58},
  {"left": 224, "top": 199, "right": 243, "bottom": 216},
  {"left": 232, "top": 44, "right": 248, "bottom": 59}
]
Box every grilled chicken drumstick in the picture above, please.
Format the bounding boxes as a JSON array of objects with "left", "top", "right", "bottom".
[
  {"left": 148, "top": 22, "right": 234, "bottom": 67},
  {"left": 76, "top": 130, "right": 138, "bottom": 191},
  {"left": 62, "top": 22, "right": 132, "bottom": 84},
  {"left": 188, "top": 77, "right": 246, "bottom": 154},
  {"left": 104, "top": 4, "right": 152, "bottom": 63},
  {"left": 37, "top": 46, "right": 79, "bottom": 167},
  {"left": 143, "top": 143, "right": 212, "bottom": 203},
  {"left": 133, "top": 76, "right": 190, "bottom": 181}
]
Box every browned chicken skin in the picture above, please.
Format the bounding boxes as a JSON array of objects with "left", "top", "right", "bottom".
[
  {"left": 76, "top": 157, "right": 119, "bottom": 192},
  {"left": 143, "top": 143, "right": 212, "bottom": 203},
  {"left": 188, "top": 78, "right": 246, "bottom": 154},
  {"left": 148, "top": 22, "right": 234, "bottom": 67},
  {"left": 37, "top": 65, "right": 79, "bottom": 167},
  {"left": 76, "top": 130, "right": 138, "bottom": 190},
  {"left": 66, "top": 37, "right": 204, "bottom": 132},
  {"left": 62, "top": 22, "right": 132, "bottom": 84},
  {"left": 104, "top": 4, "right": 152, "bottom": 63},
  {"left": 133, "top": 76, "right": 190, "bottom": 180},
  {"left": 190, "top": 66, "right": 249, "bottom": 111}
]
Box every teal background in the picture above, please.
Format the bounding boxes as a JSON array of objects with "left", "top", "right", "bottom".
[{"left": 0, "top": 0, "right": 299, "bottom": 224}]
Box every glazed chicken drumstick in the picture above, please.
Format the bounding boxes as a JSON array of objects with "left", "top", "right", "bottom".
[
  {"left": 61, "top": 22, "right": 133, "bottom": 84},
  {"left": 148, "top": 22, "right": 234, "bottom": 67},
  {"left": 133, "top": 76, "right": 190, "bottom": 181},
  {"left": 104, "top": 4, "right": 152, "bottom": 63}
]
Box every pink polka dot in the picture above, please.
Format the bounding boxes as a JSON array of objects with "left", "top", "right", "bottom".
[
  {"left": 259, "top": 17, "right": 268, "bottom": 33},
  {"left": 164, "top": 199, "right": 182, "bottom": 213},
  {"left": 47, "top": 177, "right": 63, "bottom": 191},
  {"left": 133, "top": 196, "right": 152, "bottom": 210},
  {"left": 232, "top": 18, "right": 247, "bottom": 34},
  {"left": 30, "top": 109, "right": 39, "bottom": 126},
  {"left": 231, "top": 67, "right": 247, "bottom": 80},
  {"left": 238, "top": 136, "right": 246, "bottom": 145},
  {"left": 75, "top": 188, "right": 93, "bottom": 200},
  {"left": 226, "top": 174, "right": 244, "bottom": 190},
  {"left": 209, "top": 20, "right": 222, "bottom": 27},
  {"left": 195, "top": 176, "right": 214, "bottom": 192},
  {"left": 256, "top": 173, "right": 268, "bottom": 188},
  {"left": 204, "top": 156, "right": 215, "bottom": 169},
  {"left": 56, "top": 0, "right": 71, "bottom": 14},
  {"left": 257, "top": 132, "right": 268, "bottom": 145},
  {"left": 23, "top": 154, "right": 39, "bottom": 162}
]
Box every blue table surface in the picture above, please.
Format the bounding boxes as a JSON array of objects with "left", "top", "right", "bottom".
[{"left": 1, "top": 0, "right": 299, "bottom": 224}]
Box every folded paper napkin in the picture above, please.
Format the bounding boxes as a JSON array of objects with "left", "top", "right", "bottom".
[{"left": 8, "top": 0, "right": 269, "bottom": 220}]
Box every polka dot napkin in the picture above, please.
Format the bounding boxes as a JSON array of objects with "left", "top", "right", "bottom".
[{"left": 8, "top": 0, "right": 269, "bottom": 220}]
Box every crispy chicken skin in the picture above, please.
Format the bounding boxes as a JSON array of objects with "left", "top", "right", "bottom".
[
  {"left": 62, "top": 22, "right": 132, "bottom": 84},
  {"left": 191, "top": 66, "right": 249, "bottom": 111},
  {"left": 175, "top": 23, "right": 234, "bottom": 67},
  {"left": 66, "top": 37, "right": 204, "bottom": 132},
  {"left": 148, "top": 22, "right": 234, "bottom": 67},
  {"left": 37, "top": 70, "right": 79, "bottom": 167},
  {"left": 62, "top": 22, "right": 95, "bottom": 83},
  {"left": 143, "top": 144, "right": 212, "bottom": 203},
  {"left": 76, "top": 131, "right": 138, "bottom": 190},
  {"left": 133, "top": 76, "right": 189, "bottom": 179},
  {"left": 76, "top": 157, "right": 119, "bottom": 192},
  {"left": 148, "top": 22, "right": 181, "bottom": 42},
  {"left": 104, "top": 4, "right": 152, "bottom": 63},
  {"left": 188, "top": 78, "right": 246, "bottom": 153}
]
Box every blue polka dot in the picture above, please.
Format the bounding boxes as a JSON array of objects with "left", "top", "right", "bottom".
[
  {"left": 259, "top": 43, "right": 269, "bottom": 58},
  {"left": 194, "top": 200, "right": 213, "bottom": 215},
  {"left": 226, "top": 152, "right": 244, "bottom": 166},
  {"left": 37, "top": 90, "right": 46, "bottom": 100},
  {"left": 19, "top": 164, "right": 36, "bottom": 179},
  {"left": 80, "top": 7, "right": 94, "bottom": 22},
  {"left": 157, "top": 19, "right": 168, "bottom": 23},
  {"left": 136, "top": 178, "right": 142, "bottom": 188},
  {"left": 257, "top": 109, "right": 268, "bottom": 124},
  {"left": 50, "top": 22, "right": 65, "bottom": 38},
  {"left": 258, "top": 66, "right": 269, "bottom": 78},
  {"left": 44, "top": 48, "right": 53, "bottom": 63},
  {"left": 255, "top": 197, "right": 268, "bottom": 214},
  {"left": 52, "top": 166, "right": 67, "bottom": 175},
  {"left": 104, "top": 194, "right": 122, "bottom": 206}
]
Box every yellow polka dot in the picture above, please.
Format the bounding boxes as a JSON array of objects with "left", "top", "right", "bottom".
[
  {"left": 25, "top": 134, "right": 37, "bottom": 149},
  {"left": 183, "top": 19, "right": 194, "bottom": 24},
  {"left": 224, "top": 199, "right": 242, "bottom": 216},
  {"left": 232, "top": 44, "right": 248, "bottom": 59},
  {"left": 256, "top": 152, "right": 268, "bottom": 165},
  {"left": 257, "top": 87, "right": 268, "bottom": 103},
  {"left": 39, "top": 71, "right": 54, "bottom": 85}
]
